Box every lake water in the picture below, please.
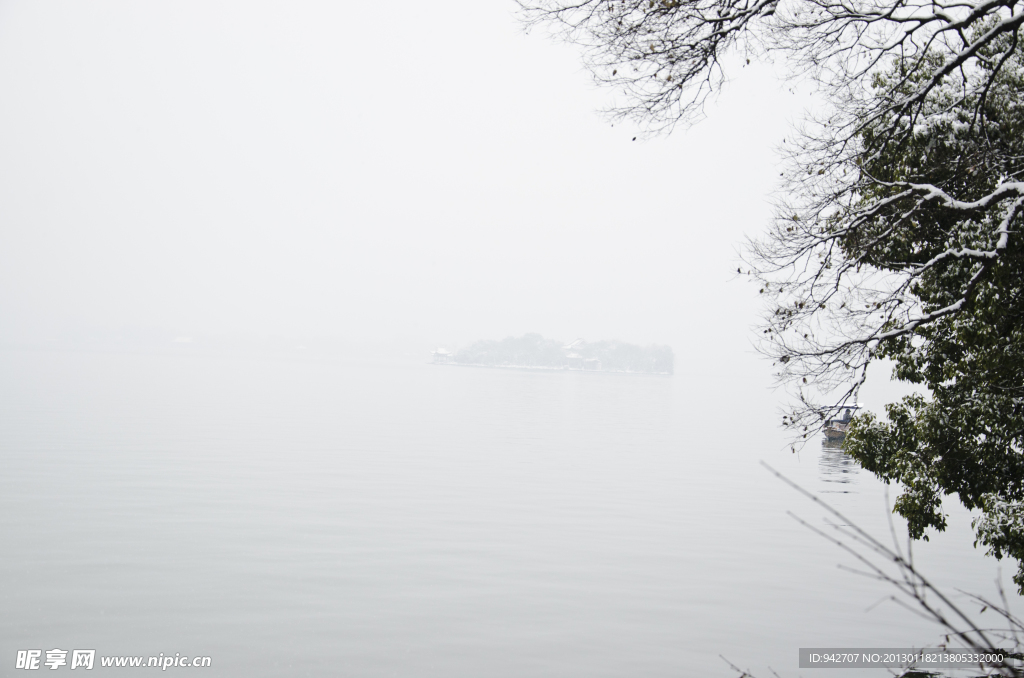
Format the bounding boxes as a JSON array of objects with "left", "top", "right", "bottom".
[{"left": 1, "top": 347, "right": 1018, "bottom": 676}]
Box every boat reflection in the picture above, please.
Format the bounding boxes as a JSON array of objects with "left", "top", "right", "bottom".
[{"left": 819, "top": 439, "right": 860, "bottom": 492}]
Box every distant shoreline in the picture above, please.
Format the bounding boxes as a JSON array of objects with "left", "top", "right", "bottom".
[
  {"left": 432, "top": 333, "right": 674, "bottom": 376},
  {"left": 431, "top": 361, "right": 672, "bottom": 376}
]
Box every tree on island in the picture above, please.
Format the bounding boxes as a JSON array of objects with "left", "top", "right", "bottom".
[
  {"left": 454, "top": 334, "right": 567, "bottom": 368},
  {"left": 519, "top": 1, "right": 1024, "bottom": 590}
]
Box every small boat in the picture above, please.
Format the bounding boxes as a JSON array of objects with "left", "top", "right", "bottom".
[{"left": 823, "top": 405, "right": 861, "bottom": 443}]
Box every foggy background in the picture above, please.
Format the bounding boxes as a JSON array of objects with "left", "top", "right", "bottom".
[
  {"left": 3, "top": 5, "right": 1011, "bottom": 676},
  {"left": 0, "top": 0, "right": 802, "bottom": 363}
]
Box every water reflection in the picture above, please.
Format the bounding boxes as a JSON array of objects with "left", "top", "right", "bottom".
[{"left": 819, "top": 439, "right": 860, "bottom": 492}]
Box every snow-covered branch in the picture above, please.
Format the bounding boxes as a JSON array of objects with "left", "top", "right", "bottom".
[{"left": 522, "top": 0, "right": 1024, "bottom": 593}]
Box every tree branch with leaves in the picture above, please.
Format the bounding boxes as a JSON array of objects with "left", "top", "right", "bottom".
[{"left": 520, "top": 0, "right": 1024, "bottom": 590}]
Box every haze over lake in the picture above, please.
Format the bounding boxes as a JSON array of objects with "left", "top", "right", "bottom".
[
  {"left": 1, "top": 346, "right": 1016, "bottom": 676},
  {"left": 0, "top": 1, "right": 1019, "bottom": 675}
]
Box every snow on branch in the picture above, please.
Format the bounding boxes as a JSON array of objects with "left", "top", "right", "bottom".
[{"left": 519, "top": 0, "right": 1024, "bottom": 438}]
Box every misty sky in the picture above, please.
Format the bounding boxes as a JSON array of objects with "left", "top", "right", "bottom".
[{"left": 0, "top": 1, "right": 811, "bottom": 357}]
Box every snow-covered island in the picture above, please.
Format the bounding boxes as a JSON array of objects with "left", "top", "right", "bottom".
[{"left": 432, "top": 334, "right": 673, "bottom": 375}]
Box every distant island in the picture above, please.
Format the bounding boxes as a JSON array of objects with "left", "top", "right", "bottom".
[{"left": 432, "top": 333, "right": 673, "bottom": 375}]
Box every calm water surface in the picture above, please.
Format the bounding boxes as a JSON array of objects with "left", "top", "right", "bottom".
[{"left": 0, "top": 348, "right": 1016, "bottom": 676}]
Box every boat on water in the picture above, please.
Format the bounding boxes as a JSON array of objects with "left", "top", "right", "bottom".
[{"left": 823, "top": 405, "right": 861, "bottom": 443}]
